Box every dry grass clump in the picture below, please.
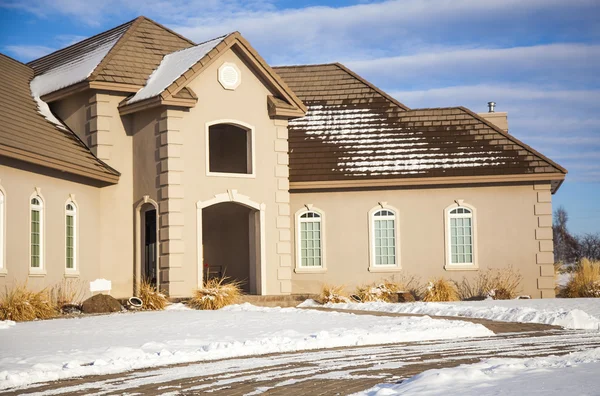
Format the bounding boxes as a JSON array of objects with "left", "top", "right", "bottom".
[
  {"left": 560, "top": 259, "right": 600, "bottom": 298},
  {"left": 0, "top": 283, "right": 58, "bottom": 322},
  {"left": 188, "top": 276, "right": 242, "bottom": 310},
  {"left": 457, "top": 267, "right": 523, "bottom": 301},
  {"left": 320, "top": 284, "right": 351, "bottom": 304},
  {"left": 423, "top": 278, "right": 459, "bottom": 302},
  {"left": 50, "top": 278, "right": 85, "bottom": 308},
  {"left": 355, "top": 279, "right": 402, "bottom": 302},
  {"left": 138, "top": 280, "right": 168, "bottom": 310}
]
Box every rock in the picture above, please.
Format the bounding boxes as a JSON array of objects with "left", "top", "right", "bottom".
[
  {"left": 397, "top": 291, "right": 416, "bottom": 303},
  {"left": 61, "top": 304, "right": 82, "bottom": 315},
  {"left": 81, "top": 294, "right": 123, "bottom": 314}
]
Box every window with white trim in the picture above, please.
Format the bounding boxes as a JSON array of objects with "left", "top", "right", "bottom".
[
  {"left": 65, "top": 202, "right": 76, "bottom": 271},
  {"left": 448, "top": 207, "right": 474, "bottom": 265},
  {"left": 30, "top": 196, "right": 43, "bottom": 270},
  {"left": 0, "top": 189, "right": 4, "bottom": 270},
  {"left": 208, "top": 123, "right": 253, "bottom": 175},
  {"left": 372, "top": 209, "right": 397, "bottom": 266},
  {"left": 298, "top": 211, "right": 322, "bottom": 268}
]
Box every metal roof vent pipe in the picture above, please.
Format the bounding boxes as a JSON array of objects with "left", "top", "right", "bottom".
[{"left": 488, "top": 101, "right": 496, "bottom": 113}]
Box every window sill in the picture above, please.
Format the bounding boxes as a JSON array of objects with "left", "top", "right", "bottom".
[
  {"left": 64, "top": 271, "right": 80, "bottom": 278},
  {"left": 368, "top": 266, "right": 402, "bottom": 273},
  {"left": 206, "top": 172, "right": 256, "bottom": 179},
  {"left": 0, "top": 269, "right": 7, "bottom": 276},
  {"left": 444, "top": 265, "right": 479, "bottom": 271},
  {"left": 29, "top": 270, "right": 47, "bottom": 277},
  {"left": 294, "top": 267, "right": 327, "bottom": 274}
]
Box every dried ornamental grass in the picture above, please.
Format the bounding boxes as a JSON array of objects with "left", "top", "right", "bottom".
[
  {"left": 50, "top": 278, "right": 85, "bottom": 308},
  {"left": 356, "top": 280, "right": 402, "bottom": 302},
  {"left": 138, "top": 280, "right": 168, "bottom": 310},
  {"left": 320, "top": 284, "right": 351, "bottom": 304},
  {"left": 189, "top": 277, "right": 242, "bottom": 310},
  {"left": 0, "top": 283, "right": 58, "bottom": 322},
  {"left": 457, "top": 267, "right": 522, "bottom": 301},
  {"left": 561, "top": 259, "right": 600, "bottom": 298},
  {"left": 423, "top": 278, "right": 459, "bottom": 302}
]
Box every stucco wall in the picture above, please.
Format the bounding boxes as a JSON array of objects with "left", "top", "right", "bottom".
[
  {"left": 0, "top": 164, "right": 102, "bottom": 292},
  {"left": 290, "top": 184, "right": 550, "bottom": 298}
]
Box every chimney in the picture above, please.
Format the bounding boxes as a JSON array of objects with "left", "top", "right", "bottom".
[{"left": 478, "top": 101, "right": 508, "bottom": 132}]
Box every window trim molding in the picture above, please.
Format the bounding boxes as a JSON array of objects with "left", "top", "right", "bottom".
[
  {"left": 205, "top": 119, "right": 256, "bottom": 179},
  {"left": 29, "top": 189, "right": 46, "bottom": 275},
  {"left": 444, "top": 201, "right": 478, "bottom": 271},
  {"left": 294, "top": 205, "right": 327, "bottom": 273},
  {"left": 368, "top": 203, "right": 401, "bottom": 272},
  {"left": 65, "top": 197, "right": 79, "bottom": 275},
  {"left": 0, "top": 183, "right": 6, "bottom": 275}
]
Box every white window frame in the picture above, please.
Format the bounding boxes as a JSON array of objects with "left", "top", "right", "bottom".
[
  {"left": 29, "top": 191, "right": 45, "bottom": 275},
  {"left": 65, "top": 199, "right": 78, "bottom": 275},
  {"left": 368, "top": 204, "right": 401, "bottom": 272},
  {"left": 205, "top": 119, "right": 256, "bottom": 179},
  {"left": 0, "top": 185, "right": 6, "bottom": 274},
  {"left": 444, "top": 201, "right": 478, "bottom": 270},
  {"left": 295, "top": 206, "right": 326, "bottom": 273}
]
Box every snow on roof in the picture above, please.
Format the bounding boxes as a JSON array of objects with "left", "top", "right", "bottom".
[{"left": 127, "top": 35, "right": 226, "bottom": 104}]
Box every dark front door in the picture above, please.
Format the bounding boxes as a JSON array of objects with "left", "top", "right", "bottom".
[{"left": 144, "top": 209, "right": 157, "bottom": 285}]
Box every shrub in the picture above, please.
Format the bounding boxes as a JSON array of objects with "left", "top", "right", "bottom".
[
  {"left": 0, "top": 283, "right": 58, "bottom": 321},
  {"left": 138, "top": 280, "right": 168, "bottom": 310},
  {"left": 320, "top": 284, "right": 351, "bottom": 304},
  {"left": 560, "top": 259, "right": 600, "bottom": 298},
  {"left": 423, "top": 278, "right": 459, "bottom": 302},
  {"left": 50, "top": 278, "right": 85, "bottom": 309},
  {"left": 355, "top": 279, "right": 402, "bottom": 302},
  {"left": 457, "top": 267, "right": 522, "bottom": 301},
  {"left": 188, "top": 276, "right": 242, "bottom": 310}
]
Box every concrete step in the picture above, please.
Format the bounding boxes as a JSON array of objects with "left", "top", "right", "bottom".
[{"left": 238, "top": 294, "right": 319, "bottom": 307}]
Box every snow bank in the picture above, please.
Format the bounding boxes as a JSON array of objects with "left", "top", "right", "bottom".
[
  {"left": 355, "top": 347, "right": 600, "bottom": 395},
  {"left": 0, "top": 305, "right": 492, "bottom": 389},
  {"left": 315, "top": 299, "right": 600, "bottom": 330},
  {"left": 0, "top": 321, "right": 15, "bottom": 330}
]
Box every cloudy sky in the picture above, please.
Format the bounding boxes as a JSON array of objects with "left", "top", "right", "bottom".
[{"left": 1, "top": 0, "right": 599, "bottom": 234}]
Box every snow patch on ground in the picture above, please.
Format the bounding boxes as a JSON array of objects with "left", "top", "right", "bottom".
[
  {"left": 0, "top": 305, "right": 492, "bottom": 389},
  {"left": 317, "top": 299, "right": 600, "bottom": 330},
  {"left": 355, "top": 347, "right": 600, "bottom": 395},
  {"left": 0, "top": 321, "right": 15, "bottom": 330}
]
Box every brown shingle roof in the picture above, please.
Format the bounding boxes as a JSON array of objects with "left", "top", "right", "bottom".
[
  {"left": 27, "top": 16, "right": 195, "bottom": 95},
  {"left": 273, "top": 63, "right": 566, "bottom": 189},
  {"left": 0, "top": 54, "right": 120, "bottom": 183}
]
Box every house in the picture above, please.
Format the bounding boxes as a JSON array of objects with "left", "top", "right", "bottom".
[{"left": 0, "top": 16, "right": 566, "bottom": 299}]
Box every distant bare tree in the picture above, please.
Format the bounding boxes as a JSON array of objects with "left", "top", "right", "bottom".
[
  {"left": 553, "top": 206, "right": 580, "bottom": 264},
  {"left": 577, "top": 233, "right": 600, "bottom": 261}
]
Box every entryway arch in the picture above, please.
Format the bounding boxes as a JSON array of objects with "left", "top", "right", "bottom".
[
  {"left": 196, "top": 190, "right": 266, "bottom": 294},
  {"left": 134, "top": 195, "right": 160, "bottom": 295}
]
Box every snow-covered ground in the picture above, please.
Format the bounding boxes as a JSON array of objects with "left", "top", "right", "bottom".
[
  {"left": 355, "top": 347, "right": 600, "bottom": 395},
  {"left": 310, "top": 298, "right": 600, "bottom": 330},
  {"left": 0, "top": 303, "right": 492, "bottom": 390}
]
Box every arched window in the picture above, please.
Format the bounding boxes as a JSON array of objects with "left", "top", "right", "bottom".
[
  {"left": 368, "top": 205, "right": 400, "bottom": 271},
  {"left": 206, "top": 121, "right": 255, "bottom": 177},
  {"left": 0, "top": 188, "right": 4, "bottom": 271},
  {"left": 446, "top": 205, "right": 476, "bottom": 268},
  {"left": 65, "top": 201, "right": 77, "bottom": 271},
  {"left": 296, "top": 209, "right": 325, "bottom": 270},
  {"left": 30, "top": 195, "right": 44, "bottom": 270}
]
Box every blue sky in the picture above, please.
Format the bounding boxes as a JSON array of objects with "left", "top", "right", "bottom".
[{"left": 1, "top": 0, "right": 599, "bottom": 234}]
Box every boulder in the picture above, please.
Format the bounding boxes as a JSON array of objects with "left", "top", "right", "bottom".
[
  {"left": 81, "top": 294, "right": 123, "bottom": 314},
  {"left": 396, "top": 291, "right": 416, "bottom": 303}
]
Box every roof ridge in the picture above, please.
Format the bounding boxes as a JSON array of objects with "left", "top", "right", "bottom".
[
  {"left": 333, "top": 63, "right": 410, "bottom": 111},
  {"left": 458, "top": 106, "right": 567, "bottom": 174},
  {"left": 0, "top": 52, "right": 31, "bottom": 68},
  {"left": 272, "top": 62, "right": 340, "bottom": 69},
  {"left": 140, "top": 15, "right": 196, "bottom": 46},
  {"left": 27, "top": 17, "right": 136, "bottom": 71}
]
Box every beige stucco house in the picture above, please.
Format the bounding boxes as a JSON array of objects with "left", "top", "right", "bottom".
[{"left": 0, "top": 16, "right": 566, "bottom": 299}]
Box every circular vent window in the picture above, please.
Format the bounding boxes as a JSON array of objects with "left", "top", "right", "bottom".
[{"left": 218, "top": 62, "right": 241, "bottom": 90}]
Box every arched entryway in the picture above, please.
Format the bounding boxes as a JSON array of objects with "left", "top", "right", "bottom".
[
  {"left": 197, "top": 191, "right": 266, "bottom": 295},
  {"left": 135, "top": 196, "right": 160, "bottom": 295}
]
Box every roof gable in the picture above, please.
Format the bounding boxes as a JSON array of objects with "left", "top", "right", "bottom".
[
  {"left": 120, "top": 31, "right": 306, "bottom": 117},
  {"left": 0, "top": 54, "right": 119, "bottom": 184}
]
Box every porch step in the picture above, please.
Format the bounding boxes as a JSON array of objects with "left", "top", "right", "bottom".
[{"left": 238, "top": 294, "right": 319, "bottom": 308}]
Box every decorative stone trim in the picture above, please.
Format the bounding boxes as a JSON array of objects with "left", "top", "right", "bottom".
[
  {"left": 533, "top": 183, "right": 554, "bottom": 298},
  {"left": 86, "top": 94, "right": 113, "bottom": 161},
  {"left": 274, "top": 119, "right": 292, "bottom": 294}
]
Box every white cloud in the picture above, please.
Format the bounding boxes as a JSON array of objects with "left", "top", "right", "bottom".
[{"left": 3, "top": 45, "right": 55, "bottom": 61}]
